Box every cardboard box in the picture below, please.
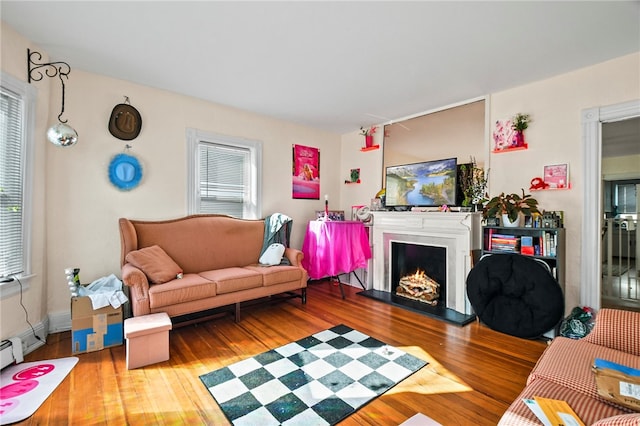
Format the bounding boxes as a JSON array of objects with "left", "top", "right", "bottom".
[
  {"left": 593, "top": 358, "right": 640, "bottom": 411},
  {"left": 71, "top": 296, "right": 123, "bottom": 354}
]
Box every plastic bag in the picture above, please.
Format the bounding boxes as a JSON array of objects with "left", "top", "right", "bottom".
[{"left": 559, "top": 306, "right": 595, "bottom": 339}]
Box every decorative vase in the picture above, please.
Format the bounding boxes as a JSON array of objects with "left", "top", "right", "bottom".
[
  {"left": 502, "top": 213, "right": 521, "bottom": 227},
  {"left": 514, "top": 131, "right": 525, "bottom": 147},
  {"left": 365, "top": 135, "right": 374, "bottom": 148}
]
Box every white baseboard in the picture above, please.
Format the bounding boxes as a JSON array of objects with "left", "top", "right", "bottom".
[
  {"left": 5, "top": 311, "right": 71, "bottom": 360},
  {"left": 14, "top": 317, "right": 48, "bottom": 356},
  {"left": 48, "top": 310, "right": 71, "bottom": 334}
]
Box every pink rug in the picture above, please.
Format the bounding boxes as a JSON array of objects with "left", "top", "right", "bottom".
[{"left": 0, "top": 357, "right": 78, "bottom": 425}]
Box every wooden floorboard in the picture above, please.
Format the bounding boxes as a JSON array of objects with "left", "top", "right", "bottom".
[{"left": 15, "top": 280, "right": 548, "bottom": 425}]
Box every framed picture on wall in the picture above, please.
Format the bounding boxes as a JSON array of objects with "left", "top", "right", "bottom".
[
  {"left": 292, "top": 144, "right": 320, "bottom": 199},
  {"left": 543, "top": 164, "right": 569, "bottom": 189}
]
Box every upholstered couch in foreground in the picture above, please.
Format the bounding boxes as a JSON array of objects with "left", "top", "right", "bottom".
[
  {"left": 119, "top": 214, "right": 308, "bottom": 321},
  {"left": 499, "top": 308, "right": 640, "bottom": 425}
]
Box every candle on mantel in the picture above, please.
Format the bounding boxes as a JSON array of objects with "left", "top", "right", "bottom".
[{"left": 325, "top": 194, "right": 329, "bottom": 219}]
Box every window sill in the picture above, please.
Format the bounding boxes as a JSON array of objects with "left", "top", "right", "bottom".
[{"left": 0, "top": 274, "right": 33, "bottom": 299}]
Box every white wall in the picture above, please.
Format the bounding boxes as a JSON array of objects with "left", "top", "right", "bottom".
[
  {"left": 1, "top": 23, "right": 341, "bottom": 340},
  {"left": 342, "top": 52, "right": 640, "bottom": 312},
  {"left": 41, "top": 71, "right": 341, "bottom": 321},
  {"left": 603, "top": 154, "right": 640, "bottom": 180},
  {"left": 339, "top": 131, "right": 384, "bottom": 216},
  {"left": 490, "top": 53, "right": 639, "bottom": 310}
]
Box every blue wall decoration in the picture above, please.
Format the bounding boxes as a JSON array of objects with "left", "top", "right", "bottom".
[{"left": 108, "top": 153, "right": 142, "bottom": 191}]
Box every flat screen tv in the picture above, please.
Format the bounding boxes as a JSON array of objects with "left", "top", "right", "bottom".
[{"left": 385, "top": 157, "right": 457, "bottom": 208}]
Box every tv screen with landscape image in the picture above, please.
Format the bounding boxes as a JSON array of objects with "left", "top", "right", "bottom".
[{"left": 385, "top": 157, "right": 457, "bottom": 208}]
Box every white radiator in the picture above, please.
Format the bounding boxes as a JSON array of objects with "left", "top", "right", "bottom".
[{"left": 0, "top": 337, "right": 23, "bottom": 370}]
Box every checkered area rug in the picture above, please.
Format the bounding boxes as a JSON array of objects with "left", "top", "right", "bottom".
[{"left": 200, "top": 324, "right": 428, "bottom": 425}]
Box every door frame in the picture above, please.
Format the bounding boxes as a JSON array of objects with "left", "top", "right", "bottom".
[{"left": 581, "top": 99, "right": 640, "bottom": 310}]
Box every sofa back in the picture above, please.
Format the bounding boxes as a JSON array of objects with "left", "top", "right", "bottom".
[
  {"left": 584, "top": 308, "right": 640, "bottom": 356},
  {"left": 119, "top": 215, "right": 265, "bottom": 273}
]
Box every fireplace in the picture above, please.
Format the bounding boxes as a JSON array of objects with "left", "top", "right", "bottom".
[
  {"left": 391, "top": 242, "right": 446, "bottom": 306},
  {"left": 361, "top": 211, "right": 482, "bottom": 325}
]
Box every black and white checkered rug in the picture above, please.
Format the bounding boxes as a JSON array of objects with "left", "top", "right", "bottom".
[{"left": 199, "top": 324, "right": 427, "bottom": 425}]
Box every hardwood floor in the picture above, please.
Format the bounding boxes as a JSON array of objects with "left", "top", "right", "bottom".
[{"left": 16, "top": 281, "right": 548, "bottom": 425}]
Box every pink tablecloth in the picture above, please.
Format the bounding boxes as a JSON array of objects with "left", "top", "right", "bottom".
[{"left": 302, "top": 220, "right": 372, "bottom": 280}]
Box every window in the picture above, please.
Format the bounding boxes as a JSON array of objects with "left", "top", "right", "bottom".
[
  {"left": 614, "top": 182, "right": 637, "bottom": 215},
  {"left": 1, "top": 72, "right": 35, "bottom": 295},
  {"left": 186, "top": 129, "right": 262, "bottom": 219}
]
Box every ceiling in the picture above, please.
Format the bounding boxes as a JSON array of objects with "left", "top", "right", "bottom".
[{"left": 2, "top": 1, "right": 639, "bottom": 135}]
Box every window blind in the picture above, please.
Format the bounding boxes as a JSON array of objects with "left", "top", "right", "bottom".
[
  {"left": 199, "top": 142, "right": 250, "bottom": 218},
  {"left": 0, "top": 88, "right": 25, "bottom": 277}
]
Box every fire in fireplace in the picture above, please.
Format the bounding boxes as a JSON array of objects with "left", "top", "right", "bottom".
[
  {"left": 390, "top": 241, "right": 446, "bottom": 306},
  {"left": 396, "top": 269, "right": 440, "bottom": 305}
]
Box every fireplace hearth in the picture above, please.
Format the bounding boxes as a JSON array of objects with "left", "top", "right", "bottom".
[{"left": 358, "top": 289, "right": 476, "bottom": 326}]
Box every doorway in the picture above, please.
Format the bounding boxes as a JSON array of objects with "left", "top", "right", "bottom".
[
  {"left": 600, "top": 130, "right": 639, "bottom": 311},
  {"left": 582, "top": 101, "right": 640, "bottom": 313}
]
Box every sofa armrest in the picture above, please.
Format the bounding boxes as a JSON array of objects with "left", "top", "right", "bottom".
[
  {"left": 121, "top": 263, "right": 151, "bottom": 317},
  {"left": 284, "top": 248, "right": 304, "bottom": 267},
  {"left": 583, "top": 308, "right": 640, "bottom": 356}
]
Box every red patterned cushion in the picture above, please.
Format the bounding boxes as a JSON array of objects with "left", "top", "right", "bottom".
[
  {"left": 528, "top": 337, "right": 640, "bottom": 410},
  {"left": 592, "top": 413, "right": 640, "bottom": 426},
  {"left": 585, "top": 309, "right": 640, "bottom": 356}
]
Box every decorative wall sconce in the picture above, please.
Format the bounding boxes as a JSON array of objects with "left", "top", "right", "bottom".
[{"left": 27, "top": 48, "right": 78, "bottom": 147}]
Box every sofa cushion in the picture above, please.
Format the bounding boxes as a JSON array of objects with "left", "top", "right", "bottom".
[
  {"left": 592, "top": 413, "right": 640, "bottom": 426},
  {"left": 528, "top": 336, "right": 640, "bottom": 410},
  {"left": 125, "top": 245, "right": 183, "bottom": 284},
  {"left": 498, "top": 377, "right": 627, "bottom": 426},
  {"left": 199, "top": 268, "right": 263, "bottom": 294},
  {"left": 147, "top": 273, "right": 216, "bottom": 309},
  {"left": 243, "top": 264, "right": 304, "bottom": 286}
]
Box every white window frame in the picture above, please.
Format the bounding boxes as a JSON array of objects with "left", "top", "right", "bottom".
[
  {"left": 1, "top": 72, "right": 36, "bottom": 298},
  {"left": 186, "top": 128, "right": 262, "bottom": 219}
]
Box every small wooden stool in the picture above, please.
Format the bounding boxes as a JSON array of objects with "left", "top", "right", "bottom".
[{"left": 124, "top": 312, "right": 172, "bottom": 369}]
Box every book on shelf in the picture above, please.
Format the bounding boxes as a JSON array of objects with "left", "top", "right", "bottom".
[
  {"left": 490, "top": 234, "right": 520, "bottom": 252},
  {"left": 540, "top": 231, "right": 557, "bottom": 257},
  {"left": 520, "top": 236, "right": 534, "bottom": 255}
]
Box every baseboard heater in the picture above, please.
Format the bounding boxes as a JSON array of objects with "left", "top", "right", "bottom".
[{"left": 1, "top": 337, "right": 24, "bottom": 370}]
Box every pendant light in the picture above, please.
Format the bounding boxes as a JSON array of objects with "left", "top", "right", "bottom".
[{"left": 27, "top": 49, "right": 78, "bottom": 147}]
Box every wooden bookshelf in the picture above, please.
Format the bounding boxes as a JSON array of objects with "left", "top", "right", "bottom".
[{"left": 482, "top": 226, "right": 565, "bottom": 291}]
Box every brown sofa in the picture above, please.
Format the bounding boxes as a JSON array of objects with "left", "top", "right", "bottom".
[
  {"left": 119, "top": 214, "right": 308, "bottom": 321},
  {"left": 498, "top": 308, "right": 640, "bottom": 425}
]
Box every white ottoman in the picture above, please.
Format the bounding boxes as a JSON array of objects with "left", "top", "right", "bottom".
[{"left": 124, "top": 312, "right": 172, "bottom": 369}]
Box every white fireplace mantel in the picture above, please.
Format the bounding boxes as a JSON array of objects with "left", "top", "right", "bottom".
[{"left": 371, "top": 211, "right": 482, "bottom": 315}]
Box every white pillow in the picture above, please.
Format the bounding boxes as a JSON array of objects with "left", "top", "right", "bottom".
[{"left": 259, "top": 243, "right": 285, "bottom": 266}]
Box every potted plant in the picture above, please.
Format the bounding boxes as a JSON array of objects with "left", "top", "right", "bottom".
[
  {"left": 360, "top": 126, "right": 377, "bottom": 148},
  {"left": 483, "top": 189, "right": 540, "bottom": 227},
  {"left": 511, "top": 113, "right": 531, "bottom": 147},
  {"left": 459, "top": 158, "right": 489, "bottom": 209}
]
